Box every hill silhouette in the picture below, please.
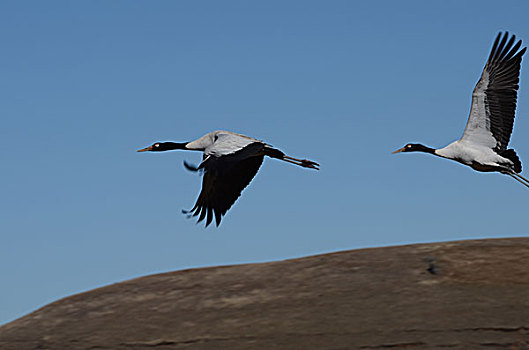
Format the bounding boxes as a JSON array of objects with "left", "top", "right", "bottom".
[{"left": 1, "top": 238, "right": 528, "bottom": 349}]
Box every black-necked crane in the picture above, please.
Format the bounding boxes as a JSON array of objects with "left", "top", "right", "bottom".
[
  {"left": 393, "top": 32, "right": 529, "bottom": 189},
  {"left": 138, "top": 130, "right": 319, "bottom": 227}
]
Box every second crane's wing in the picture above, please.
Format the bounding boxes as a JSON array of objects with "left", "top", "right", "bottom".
[{"left": 462, "top": 32, "right": 526, "bottom": 150}]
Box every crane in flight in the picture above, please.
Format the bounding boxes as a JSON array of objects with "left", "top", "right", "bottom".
[
  {"left": 138, "top": 130, "right": 319, "bottom": 227},
  {"left": 393, "top": 32, "right": 529, "bottom": 189}
]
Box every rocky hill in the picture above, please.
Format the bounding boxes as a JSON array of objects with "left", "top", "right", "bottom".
[{"left": 1, "top": 238, "right": 529, "bottom": 349}]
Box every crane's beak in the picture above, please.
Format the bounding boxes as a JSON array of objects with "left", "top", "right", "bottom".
[
  {"left": 392, "top": 147, "right": 405, "bottom": 154},
  {"left": 137, "top": 146, "right": 153, "bottom": 152}
]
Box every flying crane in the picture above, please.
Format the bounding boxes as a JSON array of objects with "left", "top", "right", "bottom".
[
  {"left": 394, "top": 32, "right": 529, "bottom": 189},
  {"left": 138, "top": 130, "right": 319, "bottom": 227}
]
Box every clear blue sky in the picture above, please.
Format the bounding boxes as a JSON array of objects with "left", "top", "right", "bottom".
[{"left": 1, "top": 0, "right": 528, "bottom": 325}]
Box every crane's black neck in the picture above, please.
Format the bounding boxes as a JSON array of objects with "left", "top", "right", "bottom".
[
  {"left": 157, "top": 142, "right": 188, "bottom": 151},
  {"left": 408, "top": 143, "right": 436, "bottom": 154},
  {"left": 417, "top": 143, "right": 435, "bottom": 154}
]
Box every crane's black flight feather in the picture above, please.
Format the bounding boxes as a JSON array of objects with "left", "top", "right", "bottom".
[
  {"left": 184, "top": 142, "right": 266, "bottom": 227},
  {"left": 483, "top": 32, "right": 526, "bottom": 151}
]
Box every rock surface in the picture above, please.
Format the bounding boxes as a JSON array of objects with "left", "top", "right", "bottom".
[{"left": 1, "top": 238, "right": 529, "bottom": 349}]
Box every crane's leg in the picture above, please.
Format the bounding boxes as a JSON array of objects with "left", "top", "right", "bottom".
[
  {"left": 264, "top": 147, "right": 319, "bottom": 170},
  {"left": 508, "top": 173, "right": 529, "bottom": 189},
  {"left": 283, "top": 155, "right": 320, "bottom": 170},
  {"left": 514, "top": 172, "right": 529, "bottom": 186}
]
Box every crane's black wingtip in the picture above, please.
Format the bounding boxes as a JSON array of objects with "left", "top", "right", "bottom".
[{"left": 182, "top": 207, "right": 222, "bottom": 228}]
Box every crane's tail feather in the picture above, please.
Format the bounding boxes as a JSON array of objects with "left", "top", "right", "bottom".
[{"left": 499, "top": 149, "right": 522, "bottom": 173}]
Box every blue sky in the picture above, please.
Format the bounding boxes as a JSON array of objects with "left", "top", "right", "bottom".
[{"left": 1, "top": 0, "right": 529, "bottom": 325}]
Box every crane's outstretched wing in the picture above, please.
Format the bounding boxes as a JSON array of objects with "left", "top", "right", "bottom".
[
  {"left": 462, "top": 32, "right": 526, "bottom": 150},
  {"left": 184, "top": 142, "right": 265, "bottom": 227}
]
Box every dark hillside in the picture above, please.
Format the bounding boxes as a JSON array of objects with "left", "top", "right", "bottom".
[{"left": 1, "top": 238, "right": 528, "bottom": 349}]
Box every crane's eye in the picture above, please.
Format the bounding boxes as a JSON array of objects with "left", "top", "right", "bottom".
[{"left": 154, "top": 143, "right": 160, "bottom": 148}]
